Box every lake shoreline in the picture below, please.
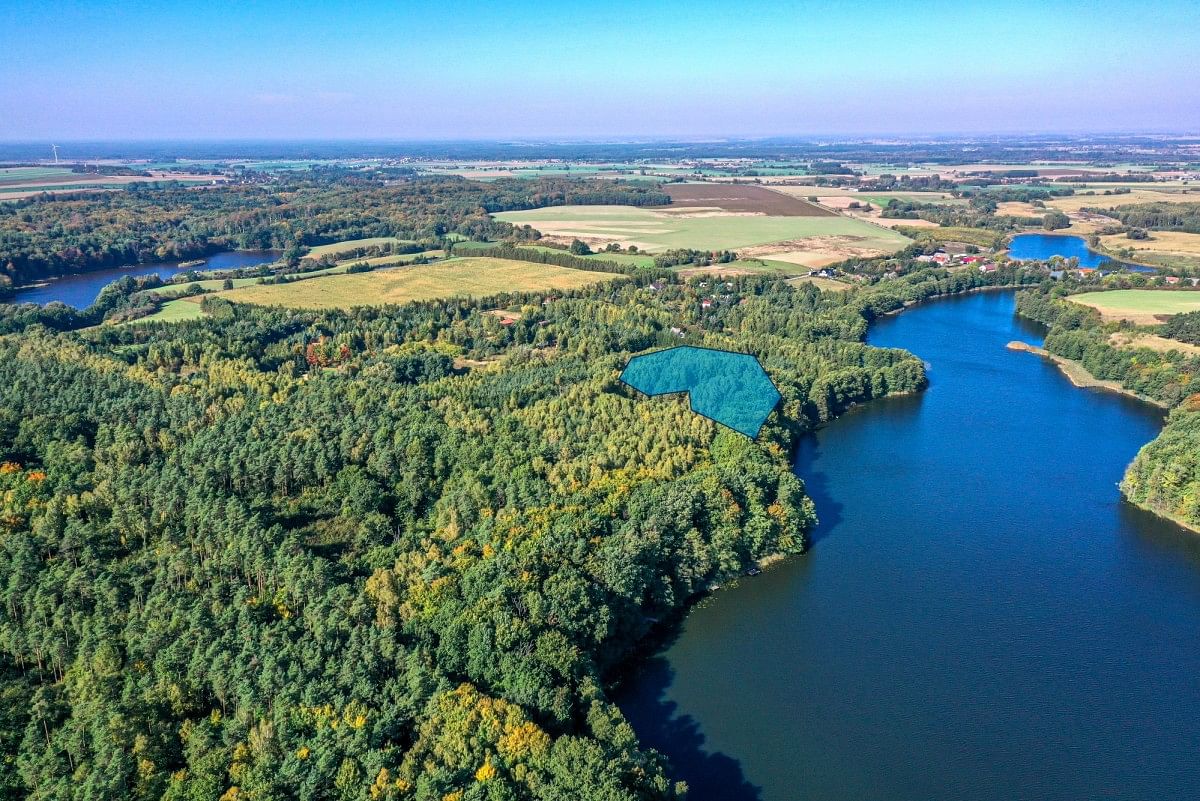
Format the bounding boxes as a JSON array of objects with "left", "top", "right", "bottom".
[
  {"left": 1005, "top": 340, "right": 1171, "bottom": 409},
  {"left": 619, "top": 289, "right": 1200, "bottom": 800},
  {"left": 1005, "top": 340, "right": 1200, "bottom": 535}
]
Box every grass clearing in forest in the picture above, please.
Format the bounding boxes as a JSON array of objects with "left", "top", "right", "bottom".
[
  {"left": 1070, "top": 290, "right": 1200, "bottom": 324},
  {"left": 124, "top": 299, "right": 206, "bottom": 325},
  {"left": 786, "top": 275, "right": 853, "bottom": 291},
  {"left": 303, "top": 237, "right": 416, "bottom": 259},
  {"left": 213, "top": 257, "right": 617, "bottom": 309}
]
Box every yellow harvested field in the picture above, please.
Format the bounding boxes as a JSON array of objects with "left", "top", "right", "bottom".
[
  {"left": 214, "top": 257, "right": 616, "bottom": 309},
  {"left": 1046, "top": 188, "right": 1200, "bottom": 214},
  {"left": 1109, "top": 331, "right": 1200, "bottom": 357},
  {"left": 1099, "top": 231, "right": 1200, "bottom": 258},
  {"left": 996, "top": 201, "right": 1043, "bottom": 217},
  {"left": 737, "top": 236, "right": 903, "bottom": 268}
]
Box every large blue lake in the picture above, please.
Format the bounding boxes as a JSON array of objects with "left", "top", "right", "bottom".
[
  {"left": 5, "top": 250, "right": 281, "bottom": 308},
  {"left": 619, "top": 291, "right": 1200, "bottom": 800}
]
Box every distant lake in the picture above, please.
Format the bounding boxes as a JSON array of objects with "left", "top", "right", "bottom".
[
  {"left": 619, "top": 291, "right": 1200, "bottom": 801},
  {"left": 5, "top": 250, "right": 282, "bottom": 308},
  {"left": 1007, "top": 233, "right": 1150, "bottom": 271}
]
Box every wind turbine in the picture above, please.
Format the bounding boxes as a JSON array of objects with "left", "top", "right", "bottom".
[{"left": 51, "top": 144, "right": 59, "bottom": 165}]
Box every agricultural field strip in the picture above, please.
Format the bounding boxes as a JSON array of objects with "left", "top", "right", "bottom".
[
  {"left": 493, "top": 205, "right": 910, "bottom": 254},
  {"left": 1070, "top": 290, "right": 1200, "bottom": 323},
  {"left": 210, "top": 257, "right": 617, "bottom": 309}
]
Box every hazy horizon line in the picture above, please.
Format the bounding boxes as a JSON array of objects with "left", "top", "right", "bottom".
[{"left": 4, "top": 130, "right": 1200, "bottom": 146}]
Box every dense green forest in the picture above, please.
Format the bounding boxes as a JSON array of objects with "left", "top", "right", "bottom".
[
  {"left": 0, "top": 249, "right": 1037, "bottom": 800},
  {"left": 1162, "top": 311, "right": 1200, "bottom": 344},
  {"left": 1016, "top": 288, "right": 1200, "bottom": 530},
  {"left": 0, "top": 177, "right": 669, "bottom": 289}
]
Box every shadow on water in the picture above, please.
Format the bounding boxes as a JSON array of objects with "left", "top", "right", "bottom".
[
  {"left": 618, "top": 657, "right": 763, "bottom": 801},
  {"left": 791, "top": 439, "right": 842, "bottom": 545},
  {"left": 1119, "top": 500, "right": 1200, "bottom": 571},
  {"left": 793, "top": 391, "right": 926, "bottom": 545}
]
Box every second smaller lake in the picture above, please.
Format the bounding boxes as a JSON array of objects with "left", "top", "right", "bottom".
[
  {"left": 1007, "top": 233, "right": 1153, "bottom": 272},
  {"left": 6, "top": 250, "right": 283, "bottom": 308}
]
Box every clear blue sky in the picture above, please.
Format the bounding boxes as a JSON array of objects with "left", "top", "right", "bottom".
[{"left": 2, "top": 0, "right": 1197, "bottom": 140}]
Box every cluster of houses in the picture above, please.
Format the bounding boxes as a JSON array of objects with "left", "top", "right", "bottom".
[{"left": 915, "top": 250, "right": 998, "bottom": 272}]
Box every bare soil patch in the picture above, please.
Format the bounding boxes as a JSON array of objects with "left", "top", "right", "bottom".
[
  {"left": 662, "top": 184, "right": 835, "bottom": 217},
  {"left": 740, "top": 235, "right": 897, "bottom": 267}
]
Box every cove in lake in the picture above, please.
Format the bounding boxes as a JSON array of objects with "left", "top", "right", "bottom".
[
  {"left": 5, "top": 250, "right": 282, "bottom": 308},
  {"left": 1007, "top": 232, "right": 1154, "bottom": 272},
  {"left": 618, "top": 291, "right": 1200, "bottom": 801}
]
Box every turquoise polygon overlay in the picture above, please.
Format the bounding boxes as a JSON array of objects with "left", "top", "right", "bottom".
[{"left": 619, "top": 346, "right": 781, "bottom": 438}]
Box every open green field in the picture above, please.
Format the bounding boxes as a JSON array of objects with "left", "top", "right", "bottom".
[
  {"left": 212, "top": 257, "right": 617, "bottom": 309},
  {"left": 493, "top": 205, "right": 910, "bottom": 259},
  {"left": 304, "top": 237, "right": 415, "bottom": 259},
  {"left": 1070, "top": 290, "right": 1200, "bottom": 324},
  {"left": 0, "top": 167, "right": 76, "bottom": 184},
  {"left": 128, "top": 299, "right": 206, "bottom": 325}
]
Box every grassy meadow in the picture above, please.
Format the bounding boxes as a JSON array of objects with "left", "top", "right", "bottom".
[{"left": 212, "top": 257, "right": 617, "bottom": 309}]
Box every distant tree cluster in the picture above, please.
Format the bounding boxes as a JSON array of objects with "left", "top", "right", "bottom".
[
  {"left": 0, "top": 176, "right": 669, "bottom": 287},
  {"left": 1086, "top": 202, "right": 1200, "bottom": 233},
  {"left": 1162, "top": 310, "right": 1200, "bottom": 344}
]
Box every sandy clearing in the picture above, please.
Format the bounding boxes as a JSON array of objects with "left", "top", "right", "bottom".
[
  {"left": 1110, "top": 331, "right": 1200, "bottom": 357},
  {"left": 740, "top": 236, "right": 897, "bottom": 267}
]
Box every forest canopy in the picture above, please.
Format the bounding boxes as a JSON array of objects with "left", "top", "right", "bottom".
[{"left": 0, "top": 173, "right": 1047, "bottom": 799}]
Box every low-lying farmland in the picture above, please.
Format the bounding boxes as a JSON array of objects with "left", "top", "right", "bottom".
[
  {"left": 212, "top": 257, "right": 616, "bottom": 309},
  {"left": 660, "top": 183, "right": 834, "bottom": 216},
  {"left": 1070, "top": 290, "right": 1200, "bottom": 324},
  {"left": 493, "top": 205, "right": 910, "bottom": 266}
]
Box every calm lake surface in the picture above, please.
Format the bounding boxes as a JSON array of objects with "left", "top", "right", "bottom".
[
  {"left": 6, "top": 250, "right": 281, "bottom": 308},
  {"left": 619, "top": 291, "right": 1200, "bottom": 801},
  {"left": 1007, "top": 233, "right": 1124, "bottom": 269}
]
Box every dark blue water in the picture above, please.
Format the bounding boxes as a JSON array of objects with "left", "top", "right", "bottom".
[
  {"left": 619, "top": 291, "right": 1200, "bottom": 801},
  {"left": 1007, "top": 233, "right": 1140, "bottom": 271},
  {"left": 6, "top": 250, "right": 281, "bottom": 308}
]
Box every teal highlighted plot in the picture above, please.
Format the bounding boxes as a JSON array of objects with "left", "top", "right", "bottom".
[{"left": 620, "top": 346, "right": 781, "bottom": 438}]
